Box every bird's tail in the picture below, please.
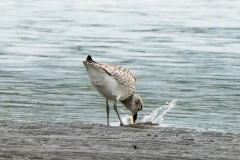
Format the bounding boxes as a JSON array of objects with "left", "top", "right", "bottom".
[{"left": 86, "top": 55, "right": 96, "bottom": 63}]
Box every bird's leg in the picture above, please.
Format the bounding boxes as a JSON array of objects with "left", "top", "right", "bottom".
[
  {"left": 113, "top": 100, "right": 124, "bottom": 126},
  {"left": 106, "top": 99, "right": 110, "bottom": 126}
]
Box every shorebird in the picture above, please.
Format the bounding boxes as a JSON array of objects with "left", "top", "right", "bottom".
[{"left": 83, "top": 55, "right": 143, "bottom": 126}]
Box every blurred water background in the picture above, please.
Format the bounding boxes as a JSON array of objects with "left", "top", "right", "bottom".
[{"left": 0, "top": 0, "right": 239, "bottom": 133}]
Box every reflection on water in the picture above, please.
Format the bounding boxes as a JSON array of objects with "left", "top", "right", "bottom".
[{"left": 0, "top": 0, "right": 240, "bottom": 133}]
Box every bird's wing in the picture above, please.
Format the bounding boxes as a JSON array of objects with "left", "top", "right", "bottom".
[
  {"left": 83, "top": 55, "right": 136, "bottom": 90},
  {"left": 97, "top": 63, "right": 136, "bottom": 89}
]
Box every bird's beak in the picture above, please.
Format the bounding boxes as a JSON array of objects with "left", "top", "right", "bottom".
[{"left": 133, "top": 113, "right": 138, "bottom": 123}]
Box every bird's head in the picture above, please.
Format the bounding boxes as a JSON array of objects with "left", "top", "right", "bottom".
[{"left": 121, "top": 94, "right": 143, "bottom": 123}]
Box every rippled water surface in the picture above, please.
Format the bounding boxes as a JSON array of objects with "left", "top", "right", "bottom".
[{"left": 0, "top": 0, "right": 240, "bottom": 133}]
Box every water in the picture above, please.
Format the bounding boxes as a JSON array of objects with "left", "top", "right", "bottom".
[
  {"left": 140, "top": 99, "right": 177, "bottom": 125},
  {"left": 0, "top": 0, "right": 239, "bottom": 133}
]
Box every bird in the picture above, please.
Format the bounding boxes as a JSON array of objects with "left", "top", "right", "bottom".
[{"left": 83, "top": 55, "right": 143, "bottom": 126}]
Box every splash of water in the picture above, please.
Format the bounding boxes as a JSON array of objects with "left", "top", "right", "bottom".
[
  {"left": 120, "top": 99, "right": 177, "bottom": 126},
  {"left": 139, "top": 99, "right": 177, "bottom": 125}
]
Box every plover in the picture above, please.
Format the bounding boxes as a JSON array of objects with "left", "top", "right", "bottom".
[{"left": 83, "top": 55, "right": 143, "bottom": 126}]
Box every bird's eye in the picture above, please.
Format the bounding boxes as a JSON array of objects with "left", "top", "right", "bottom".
[{"left": 135, "top": 100, "right": 139, "bottom": 106}]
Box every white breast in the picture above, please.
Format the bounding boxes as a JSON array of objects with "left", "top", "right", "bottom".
[{"left": 85, "top": 63, "right": 125, "bottom": 101}]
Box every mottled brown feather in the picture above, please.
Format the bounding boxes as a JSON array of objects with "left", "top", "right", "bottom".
[{"left": 84, "top": 58, "right": 136, "bottom": 93}]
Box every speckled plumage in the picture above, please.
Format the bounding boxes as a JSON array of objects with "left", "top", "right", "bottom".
[
  {"left": 83, "top": 55, "right": 143, "bottom": 126},
  {"left": 97, "top": 63, "right": 136, "bottom": 88},
  {"left": 83, "top": 56, "right": 136, "bottom": 101}
]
